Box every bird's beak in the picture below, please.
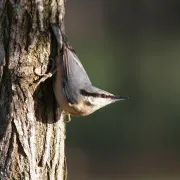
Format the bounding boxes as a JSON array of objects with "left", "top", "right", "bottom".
[{"left": 116, "top": 96, "right": 130, "bottom": 100}]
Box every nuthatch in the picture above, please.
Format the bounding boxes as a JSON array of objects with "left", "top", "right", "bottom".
[{"left": 51, "top": 24, "right": 129, "bottom": 122}]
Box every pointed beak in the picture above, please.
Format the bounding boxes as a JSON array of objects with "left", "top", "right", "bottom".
[{"left": 115, "top": 96, "right": 130, "bottom": 100}]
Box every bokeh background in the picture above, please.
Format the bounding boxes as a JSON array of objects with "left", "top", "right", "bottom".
[{"left": 65, "top": 1, "right": 180, "bottom": 179}]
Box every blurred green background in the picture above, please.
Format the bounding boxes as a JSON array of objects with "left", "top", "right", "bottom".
[{"left": 65, "top": 0, "right": 180, "bottom": 179}]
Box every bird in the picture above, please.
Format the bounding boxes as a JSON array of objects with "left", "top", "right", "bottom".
[{"left": 51, "top": 24, "right": 129, "bottom": 122}]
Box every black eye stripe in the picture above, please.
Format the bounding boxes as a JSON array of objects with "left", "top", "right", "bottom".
[{"left": 80, "top": 89, "right": 114, "bottom": 99}]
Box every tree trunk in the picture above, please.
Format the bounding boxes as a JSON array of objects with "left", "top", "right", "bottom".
[{"left": 0, "top": 0, "right": 67, "bottom": 179}]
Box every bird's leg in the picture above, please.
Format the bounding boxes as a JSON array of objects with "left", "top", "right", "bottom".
[
  {"left": 67, "top": 114, "right": 71, "bottom": 122},
  {"left": 64, "top": 113, "right": 71, "bottom": 123},
  {"left": 35, "top": 57, "right": 57, "bottom": 77},
  {"left": 34, "top": 58, "right": 57, "bottom": 89},
  {"left": 62, "top": 111, "right": 71, "bottom": 123}
]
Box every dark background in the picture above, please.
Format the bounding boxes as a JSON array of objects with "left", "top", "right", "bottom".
[{"left": 65, "top": 1, "right": 180, "bottom": 179}]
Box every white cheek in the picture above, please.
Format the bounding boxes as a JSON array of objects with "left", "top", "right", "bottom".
[{"left": 87, "top": 97, "right": 114, "bottom": 109}]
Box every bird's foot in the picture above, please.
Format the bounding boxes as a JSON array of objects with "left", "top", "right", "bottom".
[
  {"left": 34, "top": 58, "right": 57, "bottom": 89},
  {"left": 62, "top": 111, "right": 71, "bottom": 123},
  {"left": 64, "top": 114, "right": 71, "bottom": 123}
]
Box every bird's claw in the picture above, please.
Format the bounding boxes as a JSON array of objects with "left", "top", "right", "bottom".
[
  {"left": 34, "top": 58, "right": 57, "bottom": 89},
  {"left": 62, "top": 111, "right": 71, "bottom": 123}
]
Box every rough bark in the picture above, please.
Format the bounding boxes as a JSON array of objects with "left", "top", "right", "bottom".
[{"left": 0, "top": 0, "right": 67, "bottom": 179}]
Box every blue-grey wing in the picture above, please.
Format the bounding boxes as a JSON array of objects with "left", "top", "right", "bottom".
[
  {"left": 51, "top": 23, "right": 91, "bottom": 104},
  {"left": 62, "top": 46, "right": 92, "bottom": 104}
]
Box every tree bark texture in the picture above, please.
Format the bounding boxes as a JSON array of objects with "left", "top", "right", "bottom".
[{"left": 0, "top": 0, "right": 67, "bottom": 179}]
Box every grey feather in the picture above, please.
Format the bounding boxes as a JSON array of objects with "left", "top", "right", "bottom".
[
  {"left": 51, "top": 24, "right": 63, "bottom": 48},
  {"left": 51, "top": 24, "right": 92, "bottom": 104},
  {"left": 62, "top": 47, "right": 92, "bottom": 104}
]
